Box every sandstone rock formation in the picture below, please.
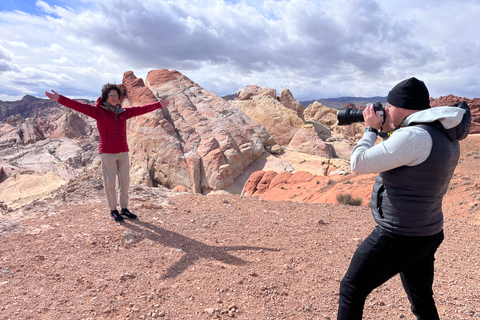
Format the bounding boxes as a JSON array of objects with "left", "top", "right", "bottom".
[
  {"left": 233, "top": 87, "right": 357, "bottom": 160},
  {"left": 279, "top": 89, "right": 304, "bottom": 120},
  {"left": 242, "top": 169, "right": 376, "bottom": 206},
  {"left": 0, "top": 118, "right": 43, "bottom": 149},
  {"left": 232, "top": 85, "right": 304, "bottom": 146},
  {"left": 49, "top": 112, "right": 90, "bottom": 139},
  {"left": 0, "top": 98, "right": 100, "bottom": 210},
  {"left": 303, "top": 101, "right": 359, "bottom": 158},
  {"left": 121, "top": 69, "right": 273, "bottom": 194},
  {"left": 304, "top": 101, "right": 338, "bottom": 126},
  {"left": 287, "top": 124, "right": 336, "bottom": 157}
]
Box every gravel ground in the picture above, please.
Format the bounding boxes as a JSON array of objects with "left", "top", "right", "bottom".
[{"left": 1, "top": 180, "right": 479, "bottom": 319}]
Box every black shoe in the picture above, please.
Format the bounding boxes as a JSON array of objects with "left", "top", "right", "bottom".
[
  {"left": 110, "top": 209, "right": 124, "bottom": 222},
  {"left": 120, "top": 208, "right": 137, "bottom": 219}
]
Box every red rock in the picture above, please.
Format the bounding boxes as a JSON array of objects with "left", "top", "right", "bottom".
[
  {"left": 254, "top": 171, "right": 278, "bottom": 195},
  {"left": 431, "top": 95, "right": 480, "bottom": 134},
  {"left": 242, "top": 170, "right": 266, "bottom": 196},
  {"left": 173, "top": 185, "right": 188, "bottom": 192},
  {"left": 146, "top": 69, "right": 182, "bottom": 87},
  {"left": 269, "top": 171, "right": 292, "bottom": 189},
  {"left": 122, "top": 71, "right": 158, "bottom": 106},
  {"left": 287, "top": 171, "right": 315, "bottom": 184}
]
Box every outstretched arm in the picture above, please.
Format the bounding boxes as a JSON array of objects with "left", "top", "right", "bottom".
[
  {"left": 125, "top": 99, "right": 170, "bottom": 119},
  {"left": 45, "top": 90, "right": 98, "bottom": 119},
  {"left": 45, "top": 90, "right": 60, "bottom": 101}
]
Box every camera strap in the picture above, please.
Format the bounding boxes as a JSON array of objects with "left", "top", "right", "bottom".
[{"left": 379, "top": 118, "right": 406, "bottom": 139}]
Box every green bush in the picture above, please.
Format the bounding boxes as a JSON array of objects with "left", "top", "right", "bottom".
[{"left": 336, "top": 193, "right": 363, "bottom": 206}]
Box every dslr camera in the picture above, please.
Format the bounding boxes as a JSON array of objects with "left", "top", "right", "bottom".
[{"left": 337, "top": 101, "right": 385, "bottom": 126}]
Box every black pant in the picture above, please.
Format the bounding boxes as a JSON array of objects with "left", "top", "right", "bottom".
[{"left": 338, "top": 226, "right": 444, "bottom": 320}]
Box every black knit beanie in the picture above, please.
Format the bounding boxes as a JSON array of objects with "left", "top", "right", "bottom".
[{"left": 387, "top": 77, "right": 430, "bottom": 110}]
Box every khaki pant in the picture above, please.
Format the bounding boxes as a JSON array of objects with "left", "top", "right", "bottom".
[{"left": 100, "top": 152, "right": 130, "bottom": 211}]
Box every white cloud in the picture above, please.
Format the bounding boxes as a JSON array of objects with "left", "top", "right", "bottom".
[
  {"left": 52, "top": 56, "right": 73, "bottom": 64},
  {"left": 0, "top": 0, "right": 479, "bottom": 101}
]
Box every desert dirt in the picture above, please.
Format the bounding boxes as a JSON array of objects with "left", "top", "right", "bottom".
[{"left": 1, "top": 135, "right": 480, "bottom": 320}]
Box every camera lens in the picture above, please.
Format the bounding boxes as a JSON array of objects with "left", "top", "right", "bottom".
[{"left": 337, "top": 108, "right": 365, "bottom": 126}]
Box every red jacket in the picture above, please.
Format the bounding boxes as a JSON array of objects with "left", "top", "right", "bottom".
[{"left": 57, "top": 95, "right": 162, "bottom": 154}]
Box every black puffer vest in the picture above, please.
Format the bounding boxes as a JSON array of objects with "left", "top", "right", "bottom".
[{"left": 370, "top": 122, "right": 460, "bottom": 236}]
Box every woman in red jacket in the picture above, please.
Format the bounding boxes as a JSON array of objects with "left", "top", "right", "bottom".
[{"left": 45, "top": 83, "right": 169, "bottom": 222}]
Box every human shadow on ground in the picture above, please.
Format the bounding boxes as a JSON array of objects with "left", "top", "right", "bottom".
[{"left": 122, "top": 219, "right": 279, "bottom": 279}]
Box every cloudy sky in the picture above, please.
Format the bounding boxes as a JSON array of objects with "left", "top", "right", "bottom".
[{"left": 0, "top": 0, "right": 479, "bottom": 102}]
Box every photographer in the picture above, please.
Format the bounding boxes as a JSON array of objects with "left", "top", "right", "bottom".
[
  {"left": 45, "top": 84, "right": 169, "bottom": 222},
  {"left": 337, "top": 77, "right": 470, "bottom": 319}
]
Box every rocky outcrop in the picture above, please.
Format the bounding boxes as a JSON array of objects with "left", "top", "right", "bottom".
[
  {"left": 122, "top": 71, "right": 159, "bottom": 106},
  {"left": 0, "top": 117, "right": 45, "bottom": 148},
  {"left": 232, "top": 88, "right": 358, "bottom": 160},
  {"left": 241, "top": 170, "right": 266, "bottom": 197},
  {"left": 232, "top": 86, "right": 305, "bottom": 146},
  {"left": 431, "top": 95, "right": 480, "bottom": 134},
  {"left": 304, "top": 101, "right": 338, "bottom": 126},
  {"left": 288, "top": 124, "right": 336, "bottom": 157},
  {"left": 122, "top": 69, "right": 273, "bottom": 194},
  {"left": 0, "top": 96, "right": 100, "bottom": 209},
  {"left": 280, "top": 89, "right": 304, "bottom": 120},
  {"left": 49, "top": 112, "right": 90, "bottom": 139},
  {"left": 242, "top": 169, "right": 375, "bottom": 206},
  {"left": 1, "top": 137, "right": 99, "bottom": 178},
  {"left": 303, "top": 101, "right": 358, "bottom": 157}
]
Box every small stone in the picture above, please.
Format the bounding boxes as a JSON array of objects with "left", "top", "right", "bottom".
[
  {"left": 204, "top": 307, "right": 218, "bottom": 315},
  {"left": 120, "top": 273, "right": 136, "bottom": 281},
  {"left": 34, "top": 255, "right": 46, "bottom": 261},
  {"left": 122, "top": 230, "right": 143, "bottom": 245}
]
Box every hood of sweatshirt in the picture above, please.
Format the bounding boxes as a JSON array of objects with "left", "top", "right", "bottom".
[{"left": 405, "top": 101, "right": 471, "bottom": 141}]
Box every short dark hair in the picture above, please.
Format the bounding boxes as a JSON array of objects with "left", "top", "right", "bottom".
[{"left": 101, "top": 83, "right": 121, "bottom": 102}]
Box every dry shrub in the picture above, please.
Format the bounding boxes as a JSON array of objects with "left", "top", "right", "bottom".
[{"left": 336, "top": 193, "right": 363, "bottom": 206}]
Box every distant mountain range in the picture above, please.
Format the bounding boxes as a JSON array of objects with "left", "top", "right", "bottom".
[
  {"left": 222, "top": 94, "right": 387, "bottom": 110},
  {"left": 299, "top": 96, "right": 388, "bottom": 110}
]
